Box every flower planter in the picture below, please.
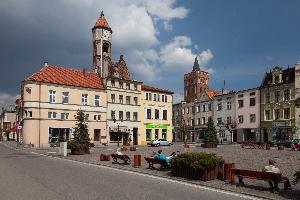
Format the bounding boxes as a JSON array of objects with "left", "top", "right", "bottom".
[
  {"left": 121, "top": 146, "right": 128, "bottom": 151},
  {"left": 278, "top": 146, "right": 284, "bottom": 150},
  {"left": 130, "top": 146, "right": 136, "bottom": 151},
  {"left": 203, "top": 141, "right": 217, "bottom": 148},
  {"left": 70, "top": 145, "right": 90, "bottom": 155},
  {"left": 100, "top": 154, "right": 110, "bottom": 161}
]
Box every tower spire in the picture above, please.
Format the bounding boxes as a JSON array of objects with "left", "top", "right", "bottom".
[{"left": 193, "top": 57, "right": 200, "bottom": 71}]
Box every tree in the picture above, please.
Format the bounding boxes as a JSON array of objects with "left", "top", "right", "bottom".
[
  {"left": 204, "top": 117, "right": 218, "bottom": 143},
  {"left": 176, "top": 116, "right": 189, "bottom": 146},
  {"left": 68, "top": 110, "right": 91, "bottom": 149}
]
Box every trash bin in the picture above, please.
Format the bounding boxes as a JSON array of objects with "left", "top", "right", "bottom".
[
  {"left": 134, "top": 154, "right": 141, "bottom": 168},
  {"left": 224, "top": 163, "right": 235, "bottom": 181},
  {"left": 266, "top": 143, "right": 271, "bottom": 150},
  {"left": 59, "top": 142, "right": 67, "bottom": 156}
]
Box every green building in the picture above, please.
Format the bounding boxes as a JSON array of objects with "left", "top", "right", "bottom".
[{"left": 260, "top": 66, "right": 295, "bottom": 142}]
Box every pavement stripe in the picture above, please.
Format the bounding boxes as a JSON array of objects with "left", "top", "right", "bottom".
[{"left": 29, "top": 151, "right": 263, "bottom": 200}]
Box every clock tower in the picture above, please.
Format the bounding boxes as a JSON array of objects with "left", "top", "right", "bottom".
[{"left": 92, "top": 11, "right": 112, "bottom": 78}]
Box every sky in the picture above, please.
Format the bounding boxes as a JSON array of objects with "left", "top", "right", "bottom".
[{"left": 0, "top": 0, "right": 300, "bottom": 108}]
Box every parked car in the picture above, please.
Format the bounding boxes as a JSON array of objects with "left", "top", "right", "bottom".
[
  {"left": 149, "top": 139, "right": 172, "bottom": 147},
  {"left": 49, "top": 137, "right": 59, "bottom": 147},
  {"left": 268, "top": 139, "right": 300, "bottom": 148}
]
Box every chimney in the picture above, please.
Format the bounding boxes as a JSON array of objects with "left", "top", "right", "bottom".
[
  {"left": 44, "top": 61, "right": 48, "bottom": 67},
  {"left": 82, "top": 68, "right": 87, "bottom": 78}
]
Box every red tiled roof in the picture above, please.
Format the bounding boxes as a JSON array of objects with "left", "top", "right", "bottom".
[
  {"left": 142, "top": 85, "right": 173, "bottom": 94},
  {"left": 93, "top": 14, "right": 111, "bottom": 30},
  {"left": 25, "top": 65, "right": 104, "bottom": 90},
  {"left": 207, "top": 90, "right": 220, "bottom": 98}
]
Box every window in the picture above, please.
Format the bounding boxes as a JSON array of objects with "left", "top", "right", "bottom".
[
  {"left": 134, "top": 84, "right": 137, "bottom": 90},
  {"left": 265, "top": 110, "right": 271, "bottom": 120},
  {"left": 192, "top": 106, "right": 195, "bottom": 114},
  {"left": 238, "top": 115, "right": 244, "bottom": 123},
  {"left": 202, "top": 105, "right": 206, "bottom": 112},
  {"left": 49, "top": 90, "right": 56, "bottom": 103},
  {"left": 227, "top": 102, "right": 232, "bottom": 110},
  {"left": 154, "top": 94, "right": 157, "bottom": 101},
  {"left": 119, "top": 95, "right": 123, "bottom": 104},
  {"left": 182, "top": 108, "right": 185, "bottom": 115},
  {"left": 82, "top": 94, "right": 88, "bottom": 105},
  {"left": 250, "top": 98, "right": 256, "bottom": 106},
  {"left": 266, "top": 93, "right": 270, "bottom": 104},
  {"left": 202, "top": 117, "right": 206, "bottom": 125},
  {"left": 111, "top": 94, "right": 115, "bottom": 103},
  {"left": 146, "top": 129, "right": 152, "bottom": 141},
  {"left": 186, "top": 107, "right": 189, "bottom": 114},
  {"left": 146, "top": 93, "right": 149, "bottom": 100},
  {"left": 133, "top": 112, "right": 138, "bottom": 121},
  {"left": 155, "top": 129, "right": 159, "bottom": 140},
  {"left": 250, "top": 114, "right": 256, "bottom": 123},
  {"left": 163, "top": 110, "right": 167, "bottom": 120},
  {"left": 284, "top": 89, "right": 290, "bottom": 101},
  {"left": 119, "top": 81, "right": 123, "bottom": 88},
  {"left": 25, "top": 110, "right": 33, "bottom": 118},
  {"left": 217, "top": 103, "right": 222, "bottom": 111},
  {"left": 147, "top": 109, "right": 152, "bottom": 119},
  {"left": 165, "top": 96, "right": 168, "bottom": 102},
  {"left": 162, "top": 129, "right": 167, "bottom": 139},
  {"left": 238, "top": 94, "right": 244, "bottom": 98},
  {"left": 284, "top": 108, "right": 290, "bottom": 119},
  {"left": 196, "top": 106, "right": 200, "bottom": 113},
  {"left": 219, "top": 130, "right": 225, "bottom": 137},
  {"left": 149, "top": 93, "right": 152, "bottom": 101},
  {"left": 274, "top": 109, "right": 280, "bottom": 120},
  {"left": 85, "top": 114, "right": 89, "bottom": 121},
  {"left": 208, "top": 103, "right": 212, "bottom": 111},
  {"left": 275, "top": 91, "right": 280, "bottom": 103},
  {"left": 95, "top": 95, "right": 100, "bottom": 106},
  {"left": 191, "top": 119, "right": 194, "bottom": 126},
  {"left": 134, "top": 97, "right": 138, "bottom": 105},
  {"left": 217, "top": 118, "right": 222, "bottom": 125},
  {"left": 238, "top": 100, "right": 244, "bottom": 108},
  {"left": 126, "top": 112, "right": 130, "bottom": 121},
  {"left": 250, "top": 92, "right": 255, "bottom": 96},
  {"left": 111, "top": 111, "right": 115, "bottom": 120},
  {"left": 111, "top": 80, "right": 115, "bottom": 87},
  {"left": 155, "top": 109, "right": 159, "bottom": 119},
  {"left": 62, "top": 92, "right": 69, "bottom": 104},
  {"left": 119, "top": 111, "right": 123, "bottom": 121},
  {"left": 274, "top": 75, "right": 279, "bottom": 84},
  {"left": 197, "top": 118, "right": 200, "bottom": 125},
  {"left": 126, "top": 83, "right": 130, "bottom": 90},
  {"left": 93, "top": 114, "right": 101, "bottom": 121},
  {"left": 61, "top": 113, "right": 69, "bottom": 120},
  {"left": 162, "top": 95, "right": 165, "bottom": 102},
  {"left": 48, "top": 112, "right": 57, "bottom": 119},
  {"left": 157, "top": 94, "right": 160, "bottom": 101},
  {"left": 126, "top": 96, "right": 130, "bottom": 104},
  {"left": 226, "top": 116, "right": 231, "bottom": 124}
]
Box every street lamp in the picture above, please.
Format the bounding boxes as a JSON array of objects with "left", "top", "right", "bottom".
[{"left": 113, "top": 118, "right": 121, "bottom": 147}]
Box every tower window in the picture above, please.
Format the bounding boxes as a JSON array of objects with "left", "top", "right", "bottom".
[{"left": 103, "top": 43, "right": 109, "bottom": 53}]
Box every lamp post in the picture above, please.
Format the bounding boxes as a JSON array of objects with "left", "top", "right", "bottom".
[{"left": 113, "top": 119, "right": 121, "bottom": 147}]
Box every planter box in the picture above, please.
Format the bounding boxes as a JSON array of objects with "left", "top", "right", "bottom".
[
  {"left": 70, "top": 145, "right": 90, "bottom": 155},
  {"left": 130, "top": 146, "right": 136, "bottom": 151},
  {"left": 121, "top": 147, "right": 128, "bottom": 151},
  {"left": 203, "top": 141, "right": 217, "bottom": 148},
  {"left": 171, "top": 162, "right": 223, "bottom": 181},
  {"left": 278, "top": 146, "right": 284, "bottom": 150},
  {"left": 100, "top": 154, "right": 110, "bottom": 161}
]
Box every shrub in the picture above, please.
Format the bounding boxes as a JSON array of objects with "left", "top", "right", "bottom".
[{"left": 174, "top": 152, "right": 224, "bottom": 170}]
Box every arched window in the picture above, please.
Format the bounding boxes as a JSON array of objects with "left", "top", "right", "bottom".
[{"left": 103, "top": 43, "right": 109, "bottom": 53}]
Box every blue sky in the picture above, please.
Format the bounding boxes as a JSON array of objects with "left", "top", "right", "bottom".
[{"left": 0, "top": 0, "right": 299, "bottom": 107}]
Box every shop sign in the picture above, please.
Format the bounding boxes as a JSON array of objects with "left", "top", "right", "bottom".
[
  {"left": 272, "top": 121, "right": 290, "bottom": 127},
  {"left": 146, "top": 124, "right": 168, "bottom": 129}
]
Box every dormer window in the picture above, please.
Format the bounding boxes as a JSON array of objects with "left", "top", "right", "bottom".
[{"left": 274, "top": 75, "right": 280, "bottom": 84}]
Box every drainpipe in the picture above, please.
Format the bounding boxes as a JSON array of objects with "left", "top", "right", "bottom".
[{"left": 38, "top": 82, "right": 41, "bottom": 148}]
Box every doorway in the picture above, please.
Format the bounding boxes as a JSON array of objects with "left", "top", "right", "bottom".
[
  {"left": 133, "top": 128, "right": 138, "bottom": 145},
  {"left": 94, "top": 129, "right": 101, "bottom": 142}
]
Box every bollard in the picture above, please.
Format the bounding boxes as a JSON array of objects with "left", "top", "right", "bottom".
[
  {"left": 59, "top": 142, "right": 67, "bottom": 157},
  {"left": 133, "top": 154, "right": 141, "bottom": 168}
]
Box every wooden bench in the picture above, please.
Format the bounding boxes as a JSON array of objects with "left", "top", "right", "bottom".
[
  {"left": 111, "top": 154, "right": 131, "bottom": 165},
  {"left": 231, "top": 168, "right": 282, "bottom": 190},
  {"left": 144, "top": 157, "right": 170, "bottom": 170}
]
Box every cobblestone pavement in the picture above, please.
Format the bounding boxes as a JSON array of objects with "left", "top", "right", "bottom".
[{"left": 3, "top": 141, "right": 300, "bottom": 200}]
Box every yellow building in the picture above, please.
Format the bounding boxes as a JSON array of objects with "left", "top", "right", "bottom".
[
  {"left": 140, "top": 85, "right": 173, "bottom": 145},
  {"left": 20, "top": 63, "right": 107, "bottom": 147}
]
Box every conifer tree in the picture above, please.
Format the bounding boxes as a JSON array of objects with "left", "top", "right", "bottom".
[
  {"left": 71, "top": 110, "right": 91, "bottom": 146},
  {"left": 204, "top": 117, "right": 218, "bottom": 143}
]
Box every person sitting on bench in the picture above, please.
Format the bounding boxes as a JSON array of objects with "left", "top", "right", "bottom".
[
  {"left": 262, "top": 159, "right": 291, "bottom": 191},
  {"left": 116, "top": 148, "right": 123, "bottom": 156}
]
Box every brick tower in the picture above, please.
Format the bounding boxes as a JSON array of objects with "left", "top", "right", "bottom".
[{"left": 184, "top": 57, "right": 209, "bottom": 102}]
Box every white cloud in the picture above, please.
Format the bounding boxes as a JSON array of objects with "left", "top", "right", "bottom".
[
  {"left": 173, "top": 93, "right": 184, "bottom": 104},
  {"left": 147, "top": 0, "right": 188, "bottom": 20},
  {"left": 158, "top": 36, "right": 214, "bottom": 73},
  {"left": 0, "top": 93, "right": 19, "bottom": 108}
]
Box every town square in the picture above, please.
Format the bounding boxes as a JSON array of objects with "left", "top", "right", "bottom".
[{"left": 0, "top": 1, "right": 299, "bottom": 199}]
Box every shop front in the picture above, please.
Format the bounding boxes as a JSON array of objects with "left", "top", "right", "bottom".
[
  {"left": 109, "top": 126, "right": 130, "bottom": 146},
  {"left": 48, "top": 128, "right": 71, "bottom": 143},
  {"left": 144, "top": 124, "right": 170, "bottom": 143}
]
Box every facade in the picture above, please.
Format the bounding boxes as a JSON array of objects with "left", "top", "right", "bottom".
[
  {"left": 0, "top": 105, "right": 17, "bottom": 141},
  {"left": 184, "top": 57, "right": 209, "bottom": 102},
  {"left": 141, "top": 85, "right": 173, "bottom": 145},
  {"left": 295, "top": 62, "right": 300, "bottom": 139},
  {"left": 260, "top": 66, "right": 295, "bottom": 142},
  {"left": 213, "top": 92, "right": 237, "bottom": 144},
  {"left": 106, "top": 77, "right": 142, "bottom": 146},
  {"left": 172, "top": 103, "right": 183, "bottom": 142},
  {"left": 235, "top": 88, "right": 260, "bottom": 142},
  {"left": 20, "top": 65, "right": 107, "bottom": 147}
]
